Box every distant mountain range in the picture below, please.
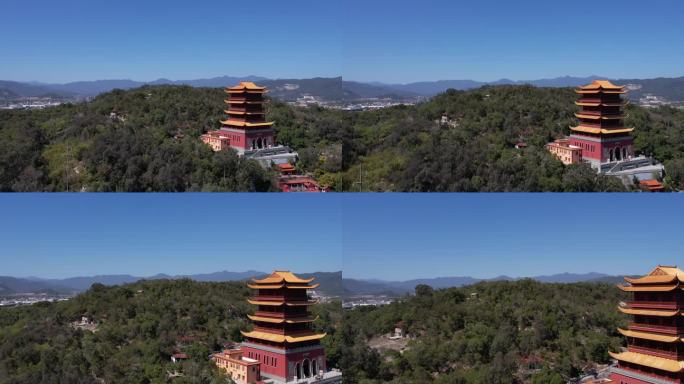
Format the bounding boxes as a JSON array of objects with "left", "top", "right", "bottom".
[
  {"left": 0, "top": 271, "right": 343, "bottom": 297},
  {"left": 375, "top": 75, "right": 684, "bottom": 101},
  {"left": 0, "top": 76, "right": 412, "bottom": 102},
  {"left": 1, "top": 270, "right": 632, "bottom": 299},
  {"left": 3, "top": 75, "right": 683, "bottom": 102},
  {"left": 341, "top": 272, "right": 631, "bottom": 296}
]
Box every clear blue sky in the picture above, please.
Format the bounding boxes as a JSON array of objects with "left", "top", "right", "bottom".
[
  {"left": 0, "top": 0, "right": 342, "bottom": 83},
  {"left": 0, "top": 195, "right": 342, "bottom": 278},
  {"left": 2, "top": 194, "right": 681, "bottom": 280},
  {"left": 342, "top": 0, "right": 684, "bottom": 83},
  {"left": 2, "top": 0, "right": 682, "bottom": 83},
  {"left": 342, "top": 194, "right": 684, "bottom": 280}
]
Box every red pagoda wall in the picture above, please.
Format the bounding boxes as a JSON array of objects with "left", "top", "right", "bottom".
[
  {"left": 241, "top": 344, "right": 326, "bottom": 381},
  {"left": 569, "top": 135, "right": 633, "bottom": 162},
  {"left": 611, "top": 367, "right": 683, "bottom": 384}
]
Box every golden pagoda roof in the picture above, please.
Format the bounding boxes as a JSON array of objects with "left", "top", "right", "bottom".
[
  {"left": 241, "top": 330, "right": 285, "bottom": 343},
  {"left": 247, "top": 315, "right": 285, "bottom": 323},
  {"left": 617, "top": 283, "right": 679, "bottom": 292},
  {"left": 220, "top": 120, "right": 274, "bottom": 127},
  {"left": 226, "top": 82, "right": 267, "bottom": 93},
  {"left": 618, "top": 328, "right": 680, "bottom": 343},
  {"left": 241, "top": 330, "right": 326, "bottom": 343},
  {"left": 618, "top": 306, "right": 680, "bottom": 317},
  {"left": 576, "top": 80, "right": 626, "bottom": 94},
  {"left": 247, "top": 299, "right": 285, "bottom": 306},
  {"left": 575, "top": 101, "right": 626, "bottom": 107},
  {"left": 619, "top": 266, "right": 684, "bottom": 288},
  {"left": 225, "top": 99, "right": 267, "bottom": 104},
  {"left": 579, "top": 80, "right": 624, "bottom": 90},
  {"left": 224, "top": 110, "right": 265, "bottom": 115},
  {"left": 609, "top": 351, "right": 684, "bottom": 373},
  {"left": 570, "top": 126, "right": 635, "bottom": 134},
  {"left": 631, "top": 266, "right": 684, "bottom": 281},
  {"left": 246, "top": 315, "right": 319, "bottom": 324},
  {"left": 285, "top": 283, "right": 320, "bottom": 289},
  {"left": 576, "top": 89, "right": 627, "bottom": 94},
  {"left": 574, "top": 113, "right": 623, "bottom": 120},
  {"left": 286, "top": 333, "right": 326, "bottom": 342},
  {"left": 251, "top": 271, "right": 315, "bottom": 285},
  {"left": 624, "top": 275, "right": 679, "bottom": 285},
  {"left": 247, "top": 283, "right": 284, "bottom": 289}
]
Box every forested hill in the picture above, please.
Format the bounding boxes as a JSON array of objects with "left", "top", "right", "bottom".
[
  {"left": 342, "top": 85, "right": 684, "bottom": 191},
  {"left": 4, "top": 84, "right": 684, "bottom": 192},
  {"left": 0, "top": 279, "right": 342, "bottom": 383},
  {"left": 0, "top": 85, "right": 347, "bottom": 192},
  {"left": 341, "top": 280, "right": 628, "bottom": 384}
]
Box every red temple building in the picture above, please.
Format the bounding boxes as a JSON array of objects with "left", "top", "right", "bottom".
[
  {"left": 201, "top": 82, "right": 330, "bottom": 192},
  {"left": 213, "top": 271, "right": 341, "bottom": 384},
  {"left": 218, "top": 82, "right": 275, "bottom": 154},
  {"left": 201, "top": 82, "right": 297, "bottom": 165},
  {"left": 569, "top": 81, "right": 634, "bottom": 164},
  {"left": 546, "top": 80, "right": 664, "bottom": 185},
  {"left": 609, "top": 266, "right": 684, "bottom": 383}
]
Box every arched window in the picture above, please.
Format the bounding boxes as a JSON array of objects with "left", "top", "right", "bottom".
[
  {"left": 303, "top": 359, "right": 311, "bottom": 378},
  {"left": 312, "top": 359, "right": 318, "bottom": 376},
  {"left": 623, "top": 147, "right": 627, "bottom": 159},
  {"left": 609, "top": 148, "right": 614, "bottom": 162}
]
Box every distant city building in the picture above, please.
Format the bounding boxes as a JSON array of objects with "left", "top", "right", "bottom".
[
  {"left": 212, "top": 271, "right": 341, "bottom": 383},
  {"left": 546, "top": 80, "right": 664, "bottom": 185},
  {"left": 608, "top": 265, "right": 684, "bottom": 383}
]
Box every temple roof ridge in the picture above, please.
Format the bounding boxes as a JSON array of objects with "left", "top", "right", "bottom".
[
  {"left": 609, "top": 351, "right": 684, "bottom": 373},
  {"left": 251, "top": 270, "right": 315, "bottom": 284},
  {"left": 578, "top": 80, "right": 624, "bottom": 90}
]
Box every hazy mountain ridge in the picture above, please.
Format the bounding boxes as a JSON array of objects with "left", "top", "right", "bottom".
[
  {"left": 374, "top": 75, "right": 684, "bottom": 101},
  {"left": 0, "top": 76, "right": 412, "bottom": 102},
  {"left": 0, "top": 270, "right": 343, "bottom": 297},
  {"left": 4, "top": 75, "right": 682, "bottom": 102},
  {"left": 342, "top": 272, "right": 628, "bottom": 296}
]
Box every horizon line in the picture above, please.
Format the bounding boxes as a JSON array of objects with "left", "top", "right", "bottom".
[
  {"left": 4, "top": 73, "right": 684, "bottom": 86},
  {"left": 4, "top": 269, "right": 343, "bottom": 280},
  {"left": 343, "top": 270, "right": 646, "bottom": 282}
]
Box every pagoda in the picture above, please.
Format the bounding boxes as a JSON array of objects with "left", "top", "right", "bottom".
[
  {"left": 200, "top": 82, "right": 297, "bottom": 166},
  {"left": 609, "top": 265, "right": 684, "bottom": 383},
  {"left": 568, "top": 80, "right": 634, "bottom": 165},
  {"left": 218, "top": 82, "right": 275, "bottom": 154},
  {"left": 546, "top": 80, "right": 664, "bottom": 184},
  {"left": 241, "top": 271, "right": 328, "bottom": 382}
]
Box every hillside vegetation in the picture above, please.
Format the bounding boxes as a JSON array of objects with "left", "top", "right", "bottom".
[
  {"left": 3, "top": 85, "right": 683, "bottom": 191},
  {"left": 0, "top": 279, "right": 342, "bottom": 384},
  {"left": 343, "top": 86, "right": 684, "bottom": 191},
  {"left": 0, "top": 86, "right": 346, "bottom": 192},
  {"left": 341, "top": 280, "right": 627, "bottom": 384}
]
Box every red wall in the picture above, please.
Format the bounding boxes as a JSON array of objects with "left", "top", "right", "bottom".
[
  {"left": 242, "top": 345, "right": 287, "bottom": 379},
  {"left": 611, "top": 371, "right": 682, "bottom": 384},
  {"left": 570, "top": 136, "right": 633, "bottom": 162},
  {"left": 241, "top": 344, "right": 326, "bottom": 381}
]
